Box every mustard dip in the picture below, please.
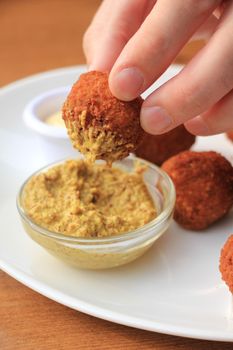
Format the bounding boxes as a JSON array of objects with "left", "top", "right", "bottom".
[{"left": 23, "top": 159, "right": 156, "bottom": 238}]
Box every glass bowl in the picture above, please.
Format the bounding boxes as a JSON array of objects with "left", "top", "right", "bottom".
[{"left": 16, "top": 156, "right": 175, "bottom": 269}]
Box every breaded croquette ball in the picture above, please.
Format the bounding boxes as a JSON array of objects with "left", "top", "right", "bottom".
[
  {"left": 162, "top": 151, "right": 233, "bottom": 230},
  {"left": 219, "top": 235, "right": 233, "bottom": 293},
  {"left": 135, "top": 125, "right": 195, "bottom": 165},
  {"left": 62, "top": 71, "right": 144, "bottom": 164}
]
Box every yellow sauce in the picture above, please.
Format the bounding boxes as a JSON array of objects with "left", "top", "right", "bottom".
[
  {"left": 45, "top": 111, "right": 65, "bottom": 127},
  {"left": 23, "top": 159, "right": 156, "bottom": 238}
]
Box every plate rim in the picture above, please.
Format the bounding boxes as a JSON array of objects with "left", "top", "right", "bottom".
[
  {"left": 0, "top": 65, "right": 86, "bottom": 94},
  {"left": 1, "top": 259, "right": 232, "bottom": 342},
  {"left": 1, "top": 64, "right": 233, "bottom": 343}
]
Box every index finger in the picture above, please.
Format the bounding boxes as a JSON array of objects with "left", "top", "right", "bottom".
[
  {"left": 109, "top": 0, "right": 220, "bottom": 100},
  {"left": 83, "top": 0, "right": 155, "bottom": 71}
]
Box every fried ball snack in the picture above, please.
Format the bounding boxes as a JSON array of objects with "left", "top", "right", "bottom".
[
  {"left": 162, "top": 151, "right": 233, "bottom": 230},
  {"left": 135, "top": 125, "right": 195, "bottom": 165},
  {"left": 62, "top": 71, "right": 144, "bottom": 164},
  {"left": 219, "top": 235, "right": 233, "bottom": 293},
  {"left": 227, "top": 131, "right": 233, "bottom": 142}
]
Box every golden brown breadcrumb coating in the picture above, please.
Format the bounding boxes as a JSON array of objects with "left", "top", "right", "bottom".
[
  {"left": 162, "top": 151, "right": 233, "bottom": 230},
  {"left": 135, "top": 125, "right": 195, "bottom": 165},
  {"left": 219, "top": 235, "right": 233, "bottom": 293},
  {"left": 62, "top": 71, "right": 144, "bottom": 163}
]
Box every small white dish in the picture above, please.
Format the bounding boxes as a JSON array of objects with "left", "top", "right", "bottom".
[{"left": 23, "top": 86, "right": 79, "bottom": 162}]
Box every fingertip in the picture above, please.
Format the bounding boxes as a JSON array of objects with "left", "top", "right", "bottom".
[
  {"left": 88, "top": 64, "right": 95, "bottom": 72},
  {"left": 109, "top": 67, "right": 144, "bottom": 101},
  {"left": 183, "top": 123, "right": 199, "bottom": 136},
  {"left": 140, "top": 105, "right": 173, "bottom": 135},
  {"left": 184, "top": 116, "right": 210, "bottom": 136},
  {"left": 88, "top": 59, "right": 112, "bottom": 73}
]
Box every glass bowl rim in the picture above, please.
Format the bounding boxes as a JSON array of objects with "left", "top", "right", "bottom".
[{"left": 16, "top": 155, "right": 176, "bottom": 245}]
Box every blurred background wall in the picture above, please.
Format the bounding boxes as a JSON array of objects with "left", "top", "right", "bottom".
[
  {"left": 0, "top": 0, "right": 204, "bottom": 86},
  {"left": 0, "top": 0, "right": 101, "bottom": 85}
]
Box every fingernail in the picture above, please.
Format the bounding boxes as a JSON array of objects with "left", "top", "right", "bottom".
[
  {"left": 110, "top": 67, "right": 144, "bottom": 101},
  {"left": 141, "top": 106, "right": 173, "bottom": 134}
]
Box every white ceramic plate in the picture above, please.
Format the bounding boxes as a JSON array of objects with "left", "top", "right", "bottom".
[{"left": 1, "top": 65, "right": 233, "bottom": 342}]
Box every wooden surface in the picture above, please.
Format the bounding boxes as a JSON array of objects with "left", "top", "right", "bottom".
[{"left": 1, "top": 1, "right": 231, "bottom": 349}]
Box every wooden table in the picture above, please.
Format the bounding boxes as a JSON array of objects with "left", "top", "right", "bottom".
[{"left": 1, "top": 1, "right": 232, "bottom": 349}]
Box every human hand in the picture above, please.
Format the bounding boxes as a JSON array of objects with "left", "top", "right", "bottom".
[{"left": 83, "top": 0, "right": 233, "bottom": 136}]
